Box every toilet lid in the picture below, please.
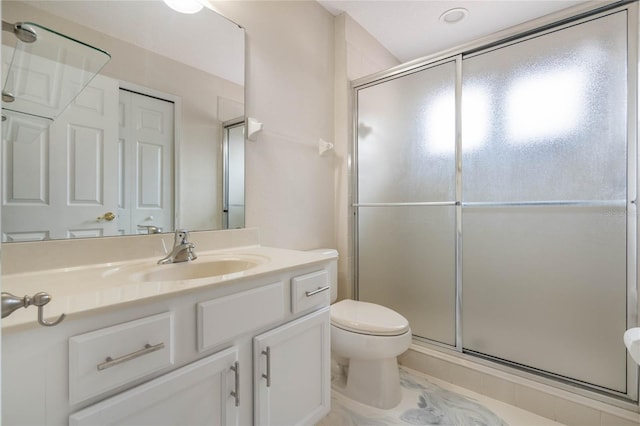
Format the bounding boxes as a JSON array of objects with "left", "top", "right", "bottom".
[{"left": 330, "top": 300, "right": 410, "bottom": 336}]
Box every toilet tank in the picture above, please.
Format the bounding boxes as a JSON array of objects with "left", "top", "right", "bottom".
[{"left": 307, "top": 248, "right": 338, "bottom": 303}]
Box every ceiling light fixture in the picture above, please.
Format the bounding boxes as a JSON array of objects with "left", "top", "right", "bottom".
[
  {"left": 162, "top": 0, "right": 204, "bottom": 14},
  {"left": 439, "top": 7, "right": 468, "bottom": 24}
]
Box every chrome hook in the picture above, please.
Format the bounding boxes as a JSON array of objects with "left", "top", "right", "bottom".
[
  {"left": 32, "top": 292, "right": 66, "bottom": 327},
  {"left": 1, "top": 291, "right": 65, "bottom": 327}
]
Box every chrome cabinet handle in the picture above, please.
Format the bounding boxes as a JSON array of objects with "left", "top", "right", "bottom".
[
  {"left": 261, "top": 347, "right": 271, "bottom": 387},
  {"left": 230, "top": 361, "right": 240, "bottom": 407},
  {"left": 97, "top": 342, "right": 165, "bottom": 371},
  {"left": 305, "top": 286, "right": 330, "bottom": 297}
]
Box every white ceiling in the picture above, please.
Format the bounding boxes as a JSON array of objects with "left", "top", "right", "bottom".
[
  {"left": 21, "top": 0, "right": 598, "bottom": 85},
  {"left": 318, "top": 0, "right": 591, "bottom": 63}
]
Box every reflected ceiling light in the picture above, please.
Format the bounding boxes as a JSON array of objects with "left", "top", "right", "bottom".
[
  {"left": 162, "top": 0, "right": 204, "bottom": 14},
  {"left": 440, "top": 8, "right": 468, "bottom": 24}
]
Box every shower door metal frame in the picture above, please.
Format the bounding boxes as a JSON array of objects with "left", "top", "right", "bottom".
[{"left": 351, "top": 0, "right": 639, "bottom": 405}]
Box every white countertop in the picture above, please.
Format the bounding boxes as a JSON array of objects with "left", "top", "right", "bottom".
[{"left": 2, "top": 245, "right": 336, "bottom": 331}]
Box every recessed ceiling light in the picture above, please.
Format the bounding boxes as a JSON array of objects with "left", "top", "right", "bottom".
[
  {"left": 163, "top": 0, "right": 203, "bottom": 14},
  {"left": 440, "top": 7, "right": 468, "bottom": 24}
]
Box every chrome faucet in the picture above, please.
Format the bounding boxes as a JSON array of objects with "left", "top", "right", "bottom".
[{"left": 157, "top": 229, "right": 197, "bottom": 264}]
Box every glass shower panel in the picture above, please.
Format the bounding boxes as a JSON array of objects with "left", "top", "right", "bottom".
[
  {"left": 462, "top": 206, "right": 627, "bottom": 392},
  {"left": 462, "top": 11, "right": 627, "bottom": 203},
  {"left": 461, "top": 10, "right": 629, "bottom": 393},
  {"left": 358, "top": 206, "right": 456, "bottom": 345},
  {"left": 357, "top": 61, "right": 456, "bottom": 203}
]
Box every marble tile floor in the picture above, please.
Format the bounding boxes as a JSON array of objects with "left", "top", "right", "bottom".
[{"left": 317, "top": 366, "right": 564, "bottom": 426}]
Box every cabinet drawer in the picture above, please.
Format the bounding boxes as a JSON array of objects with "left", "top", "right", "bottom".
[
  {"left": 69, "top": 347, "right": 238, "bottom": 426},
  {"left": 69, "top": 312, "right": 174, "bottom": 405},
  {"left": 291, "top": 270, "right": 330, "bottom": 314},
  {"left": 198, "top": 281, "right": 285, "bottom": 352}
]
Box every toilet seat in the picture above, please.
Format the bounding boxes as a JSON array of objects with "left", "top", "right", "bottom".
[{"left": 330, "top": 299, "right": 409, "bottom": 336}]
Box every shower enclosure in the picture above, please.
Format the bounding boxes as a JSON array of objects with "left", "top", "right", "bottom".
[{"left": 353, "top": 3, "right": 638, "bottom": 401}]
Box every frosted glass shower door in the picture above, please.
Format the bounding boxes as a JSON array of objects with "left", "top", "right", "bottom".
[
  {"left": 461, "top": 11, "right": 629, "bottom": 392},
  {"left": 356, "top": 60, "right": 457, "bottom": 346}
]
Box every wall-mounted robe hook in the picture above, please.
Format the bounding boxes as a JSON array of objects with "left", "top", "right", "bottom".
[
  {"left": 1, "top": 291, "right": 66, "bottom": 327},
  {"left": 319, "top": 138, "right": 334, "bottom": 156},
  {"left": 247, "top": 117, "right": 263, "bottom": 141}
]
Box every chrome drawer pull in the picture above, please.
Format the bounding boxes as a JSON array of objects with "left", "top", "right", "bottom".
[
  {"left": 305, "top": 286, "right": 330, "bottom": 297},
  {"left": 230, "top": 361, "right": 240, "bottom": 407},
  {"left": 97, "top": 342, "right": 165, "bottom": 371}
]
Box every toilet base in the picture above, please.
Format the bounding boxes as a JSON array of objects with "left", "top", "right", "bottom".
[{"left": 344, "top": 357, "right": 402, "bottom": 409}]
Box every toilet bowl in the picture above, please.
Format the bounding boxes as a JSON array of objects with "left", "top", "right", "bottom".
[
  {"left": 331, "top": 299, "right": 411, "bottom": 409},
  {"left": 308, "top": 249, "right": 412, "bottom": 409}
]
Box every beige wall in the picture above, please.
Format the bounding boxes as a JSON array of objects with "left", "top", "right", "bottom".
[
  {"left": 333, "top": 12, "right": 400, "bottom": 300},
  {"left": 343, "top": 13, "right": 400, "bottom": 81}
]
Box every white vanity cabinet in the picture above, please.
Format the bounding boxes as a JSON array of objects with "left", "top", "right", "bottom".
[{"left": 1, "top": 257, "right": 333, "bottom": 426}]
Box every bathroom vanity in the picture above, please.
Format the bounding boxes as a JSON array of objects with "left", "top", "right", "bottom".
[{"left": 2, "top": 229, "right": 334, "bottom": 425}]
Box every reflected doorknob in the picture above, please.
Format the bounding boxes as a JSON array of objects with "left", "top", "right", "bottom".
[{"left": 97, "top": 212, "right": 116, "bottom": 221}]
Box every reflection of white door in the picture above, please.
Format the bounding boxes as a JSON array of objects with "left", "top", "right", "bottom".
[
  {"left": 118, "top": 90, "right": 174, "bottom": 235},
  {"left": 2, "top": 79, "right": 175, "bottom": 241},
  {"left": 2, "top": 74, "right": 119, "bottom": 241}
]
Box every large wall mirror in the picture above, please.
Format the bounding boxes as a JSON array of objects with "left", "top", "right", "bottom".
[{"left": 1, "top": 0, "right": 245, "bottom": 242}]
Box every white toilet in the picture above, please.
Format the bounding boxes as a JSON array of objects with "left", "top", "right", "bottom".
[{"left": 310, "top": 249, "right": 412, "bottom": 409}]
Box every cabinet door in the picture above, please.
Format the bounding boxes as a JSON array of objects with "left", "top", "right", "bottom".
[
  {"left": 254, "top": 307, "right": 330, "bottom": 426},
  {"left": 69, "top": 347, "right": 239, "bottom": 426}
]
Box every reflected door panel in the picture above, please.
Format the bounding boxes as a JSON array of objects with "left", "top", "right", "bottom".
[
  {"left": 118, "top": 89, "right": 174, "bottom": 235},
  {"left": 2, "top": 74, "right": 119, "bottom": 241}
]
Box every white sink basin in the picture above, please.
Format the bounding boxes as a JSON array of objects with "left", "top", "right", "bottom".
[
  {"left": 103, "top": 254, "right": 267, "bottom": 283},
  {"left": 136, "top": 259, "right": 259, "bottom": 282}
]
